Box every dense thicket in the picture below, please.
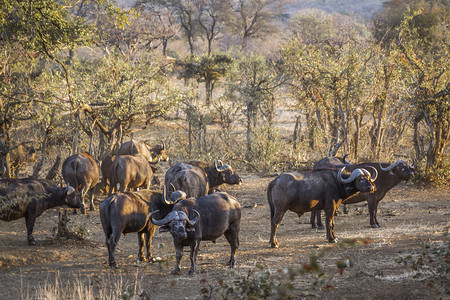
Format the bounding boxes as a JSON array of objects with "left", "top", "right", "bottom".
[{"left": 0, "top": 0, "right": 448, "bottom": 184}]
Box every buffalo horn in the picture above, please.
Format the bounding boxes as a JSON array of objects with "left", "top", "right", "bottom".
[
  {"left": 214, "top": 159, "right": 219, "bottom": 171},
  {"left": 151, "top": 210, "right": 177, "bottom": 226},
  {"left": 363, "top": 166, "right": 378, "bottom": 181},
  {"left": 410, "top": 159, "right": 415, "bottom": 169},
  {"left": 168, "top": 190, "right": 187, "bottom": 203},
  {"left": 65, "top": 185, "right": 75, "bottom": 195},
  {"left": 149, "top": 154, "right": 161, "bottom": 165},
  {"left": 343, "top": 154, "right": 352, "bottom": 164},
  {"left": 161, "top": 141, "right": 165, "bottom": 150},
  {"left": 186, "top": 210, "right": 200, "bottom": 226},
  {"left": 214, "top": 159, "right": 232, "bottom": 172},
  {"left": 379, "top": 160, "right": 403, "bottom": 171},
  {"left": 162, "top": 185, "right": 170, "bottom": 205},
  {"left": 338, "top": 167, "right": 365, "bottom": 184}
]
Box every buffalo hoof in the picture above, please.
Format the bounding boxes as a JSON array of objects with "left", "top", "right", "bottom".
[
  {"left": 171, "top": 269, "right": 180, "bottom": 275},
  {"left": 317, "top": 225, "right": 324, "bottom": 230},
  {"left": 109, "top": 262, "right": 118, "bottom": 269},
  {"left": 270, "top": 242, "right": 279, "bottom": 248},
  {"left": 328, "top": 238, "right": 338, "bottom": 243},
  {"left": 188, "top": 269, "right": 196, "bottom": 275},
  {"left": 28, "top": 239, "right": 36, "bottom": 245},
  {"left": 311, "top": 224, "right": 317, "bottom": 229},
  {"left": 371, "top": 224, "right": 380, "bottom": 228}
]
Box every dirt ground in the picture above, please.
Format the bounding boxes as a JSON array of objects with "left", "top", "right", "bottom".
[{"left": 0, "top": 174, "right": 449, "bottom": 299}]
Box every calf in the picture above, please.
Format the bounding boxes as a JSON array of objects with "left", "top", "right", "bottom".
[
  {"left": 268, "top": 166, "right": 377, "bottom": 247},
  {"left": 0, "top": 178, "right": 82, "bottom": 244},
  {"left": 151, "top": 192, "right": 241, "bottom": 275},
  {"left": 99, "top": 187, "right": 186, "bottom": 268}
]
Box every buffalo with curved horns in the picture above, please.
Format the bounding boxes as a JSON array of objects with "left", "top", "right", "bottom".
[
  {"left": 99, "top": 186, "right": 186, "bottom": 268},
  {"left": 151, "top": 192, "right": 241, "bottom": 275},
  {"left": 268, "top": 166, "right": 377, "bottom": 247},
  {"left": 165, "top": 159, "right": 242, "bottom": 198},
  {"left": 312, "top": 158, "right": 415, "bottom": 228},
  {"left": 0, "top": 178, "right": 82, "bottom": 244}
]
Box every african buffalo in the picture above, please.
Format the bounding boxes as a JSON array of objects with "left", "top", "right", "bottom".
[
  {"left": 100, "top": 154, "right": 115, "bottom": 194},
  {"left": 118, "top": 140, "right": 168, "bottom": 163},
  {"left": 0, "top": 178, "right": 82, "bottom": 244},
  {"left": 165, "top": 159, "right": 242, "bottom": 198},
  {"left": 62, "top": 153, "right": 100, "bottom": 213},
  {"left": 99, "top": 187, "right": 187, "bottom": 268},
  {"left": 310, "top": 155, "right": 352, "bottom": 229},
  {"left": 109, "top": 154, "right": 159, "bottom": 194},
  {"left": 151, "top": 192, "right": 241, "bottom": 275},
  {"left": 268, "top": 166, "right": 377, "bottom": 247},
  {"left": 9, "top": 144, "right": 36, "bottom": 177},
  {"left": 312, "top": 157, "right": 415, "bottom": 228}
]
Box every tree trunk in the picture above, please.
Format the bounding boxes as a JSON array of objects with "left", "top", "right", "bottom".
[{"left": 45, "top": 156, "right": 61, "bottom": 181}]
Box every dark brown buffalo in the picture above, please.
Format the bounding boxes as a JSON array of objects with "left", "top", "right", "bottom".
[
  {"left": 62, "top": 153, "right": 100, "bottom": 213},
  {"left": 310, "top": 155, "right": 351, "bottom": 229},
  {"left": 151, "top": 192, "right": 241, "bottom": 275},
  {"left": 99, "top": 187, "right": 186, "bottom": 268},
  {"left": 109, "top": 154, "right": 158, "bottom": 194},
  {"left": 165, "top": 159, "right": 242, "bottom": 198},
  {"left": 9, "top": 144, "right": 36, "bottom": 177},
  {"left": 100, "top": 155, "right": 115, "bottom": 194},
  {"left": 0, "top": 178, "right": 82, "bottom": 244},
  {"left": 118, "top": 140, "right": 168, "bottom": 163},
  {"left": 268, "top": 166, "right": 377, "bottom": 247},
  {"left": 312, "top": 157, "right": 415, "bottom": 228}
]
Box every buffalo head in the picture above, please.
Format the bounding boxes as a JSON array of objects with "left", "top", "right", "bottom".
[
  {"left": 379, "top": 160, "right": 415, "bottom": 180},
  {"left": 337, "top": 166, "right": 377, "bottom": 193},
  {"left": 63, "top": 185, "right": 84, "bottom": 209},
  {"left": 150, "top": 141, "right": 169, "bottom": 162},
  {"left": 214, "top": 159, "right": 243, "bottom": 185},
  {"left": 150, "top": 210, "right": 199, "bottom": 241}
]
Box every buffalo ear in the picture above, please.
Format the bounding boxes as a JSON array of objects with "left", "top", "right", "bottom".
[
  {"left": 186, "top": 227, "right": 195, "bottom": 232},
  {"left": 159, "top": 226, "right": 170, "bottom": 233}
]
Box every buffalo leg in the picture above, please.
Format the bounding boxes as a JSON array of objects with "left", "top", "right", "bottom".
[
  {"left": 107, "top": 230, "right": 122, "bottom": 268},
  {"left": 137, "top": 232, "right": 147, "bottom": 262},
  {"left": 146, "top": 225, "right": 157, "bottom": 262},
  {"left": 311, "top": 211, "right": 324, "bottom": 229},
  {"left": 325, "top": 207, "right": 338, "bottom": 243},
  {"left": 25, "top": 215, "right": 36, "bottom": 245},
  {"left": 188, "top": 240, "right": 200, "bottom": 275},
  {"left": 368, "top": 198, "right": 380, "bottom": 228},
  {"left": 224, "top": 228, "right": 239, "bottom": 268},
  {"left": 172, "top": 243, "right": 183, "bottom": 275},
  {"left": 270, "top": 210, "right": 286, "bottom": 248},
  {"left": 88, "top": 189, "right": 95, "bottom": 211}
]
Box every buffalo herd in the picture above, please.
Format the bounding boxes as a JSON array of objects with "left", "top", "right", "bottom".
[{"left": 0, "top": 139, "right": 415, "bottom": 274}]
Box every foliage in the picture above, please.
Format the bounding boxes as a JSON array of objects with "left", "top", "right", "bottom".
[
  {"left": 395, "top": 236, "right": 450, "bottom": 297},
  {"left": 177, "top": 53, "right": 233, "bottom": 104},
  {"left": 392, "top": 8, "right": 449, "bottom": 174},
  {"left": 198, "top": 237, "right": 371, "bottom": 299}
]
